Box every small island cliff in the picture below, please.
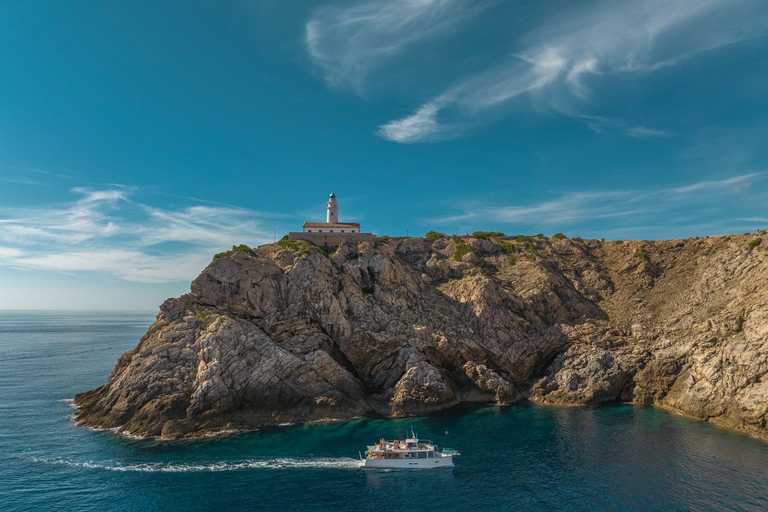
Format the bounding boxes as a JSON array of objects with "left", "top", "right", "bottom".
[{"left": 74, "top": 233, "right": 768, "bottom": 440}]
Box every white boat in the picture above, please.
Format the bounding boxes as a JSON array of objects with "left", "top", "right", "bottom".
[{"left": 359, "top": 431, "right": 459, "bottom": 469}]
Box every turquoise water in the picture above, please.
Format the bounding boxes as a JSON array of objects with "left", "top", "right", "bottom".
[{"left": 2, "top": 312, "right": 768, "bottom": 511}]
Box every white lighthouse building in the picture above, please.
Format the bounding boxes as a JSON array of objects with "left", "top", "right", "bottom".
[
  {"left": 289, "top": 192, "right": 373, "bottom": 247},
  {"left": 302, "top": 193, "right": 361, "bottom": 234}
]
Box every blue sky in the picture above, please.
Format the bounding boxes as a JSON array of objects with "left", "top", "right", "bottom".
[{"left": 0, "top": 0, "right": 767, "bottom": 309}]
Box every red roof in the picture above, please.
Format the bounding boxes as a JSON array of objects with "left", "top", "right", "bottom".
[{"left": 303, "top": 222, "right": 360, "bottom": 228}]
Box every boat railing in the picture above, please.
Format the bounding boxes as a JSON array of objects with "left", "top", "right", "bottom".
[{"left": 441, "top": 448, "right": 460, "bottom": 456}]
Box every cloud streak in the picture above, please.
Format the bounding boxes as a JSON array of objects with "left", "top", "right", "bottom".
[
  {"left": 305, "top": 0, "right": 489, "bottom": 91},
  {"left": 375, "top": 0, "right": 766, "bottom": 142},
  {"left": 0, "top": 188, "right": 280, "bottom": 283},
  {"left": 429, "top": 172, "right": 768, "bottom": 239}
]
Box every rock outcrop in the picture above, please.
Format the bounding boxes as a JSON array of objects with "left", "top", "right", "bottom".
[{"left": 75, "top": 233, "right": 768, "bottom": 439}]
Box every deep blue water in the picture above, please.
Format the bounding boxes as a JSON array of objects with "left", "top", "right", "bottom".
[{"left": 2, "top": 311, "right": 768, "bottom": 511}]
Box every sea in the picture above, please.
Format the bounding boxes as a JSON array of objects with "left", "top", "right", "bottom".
[{"left": 1, "top": 311, "right": 768, "bottom": 512}]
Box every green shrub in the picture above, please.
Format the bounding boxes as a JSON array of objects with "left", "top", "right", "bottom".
[
  {"left": 553, "top": 233, "right": 567, "bottom": 240},
  {"left": 301, "top": 245, "right": 327, "bottom": 257},
  {"left": 278, "top": 239, "right": 303, "bottom": 251},
  {"left": 749, "top": 237, "right": 762, "bottom": 248},
  {"left": 214, "top": 244, "right": 256, "bottom": 260},
  {"left": 525, "top": 253, "right": 535, "bottom": 260},
  {"left": 536, "top": 233, "right": 544, "bottom": 239},
  {"left": 452, "top": 234, "right": 461, "bottom": 243},
  {"left": 277, "top": 238, "right": 327, "bottom": 257},
  {"left": 501, "top": 242, "right": 517, "bottom": 254},
  {"left": 473, "top": 231, "right": 505, "bottom": 240},
  {"left": 425, "top": 231, "right": 446, "bottom": 239},
  {"left": 454, "top": 243, "right": 473, "bottom": 262},
  {"left": 526, "top": 241, "right": 539, "bottom": 256},
  {"left": 375, "top": 235, "right": 391, "bottom": 248},
  {"left": 508, "top": 255, "right": 517, "bottom": 265},
  {"left": 633, "top": 251, "right": 647, "bottom": 260}
]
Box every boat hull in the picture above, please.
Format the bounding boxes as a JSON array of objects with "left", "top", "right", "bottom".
[{"left": 360, "top": 456, "right": 454, "bottom": 469}]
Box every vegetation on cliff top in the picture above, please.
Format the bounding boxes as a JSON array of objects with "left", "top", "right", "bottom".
[
  {"left": 277, "top": 237, "right": 327, "bottom": 256},
  {"left": 501, "top": 242, "right": 518, "bottom": 254},
  {"left": 473, "top": 231, "right": 505, "bottom": 239},
  {"left": 213, "top": 244, "right": 256, "bottom": 260},
  {"left": 453, "top": 242, "right": 473, "bottom": 262}
]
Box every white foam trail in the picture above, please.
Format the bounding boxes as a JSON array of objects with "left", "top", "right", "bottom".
[
  {"left": 58, "top": 398, "right": 78, "bottom": 410},
  {"left": 26, "top": 456, "right": 360, "bottom": 472}
]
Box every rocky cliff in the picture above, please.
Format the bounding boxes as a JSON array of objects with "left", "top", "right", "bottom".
[{"left": 74, "top": 233, "right": 768, "bottom": 439}]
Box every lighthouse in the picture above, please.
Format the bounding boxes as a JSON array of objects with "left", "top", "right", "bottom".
[
  {"left": 327, "top": 192, "right": 338, "bottom": 223},
  {"left": 290, "top": 192, "right": 374, "bottom": 245},
  {"left": 300, "top": 193, "right": 361, "bottom": 234}
]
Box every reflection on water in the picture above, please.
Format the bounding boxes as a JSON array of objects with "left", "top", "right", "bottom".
[
  {"left": 1, "top": 311, "right": 768, "bottom": 511},
  {"left": 363, "top": 464, "right": 457, "bottom": 487}
]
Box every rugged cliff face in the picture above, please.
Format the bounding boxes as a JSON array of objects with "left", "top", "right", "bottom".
[{"left": 74, "top": 233, "right": 768, "bottom": 439}]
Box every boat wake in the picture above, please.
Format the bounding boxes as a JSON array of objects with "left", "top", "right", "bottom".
[{"left": 25, "top": 455, "right": 360, "bottom": 472}]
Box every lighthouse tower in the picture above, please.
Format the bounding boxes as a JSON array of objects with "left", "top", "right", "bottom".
[
  {"left": 298, "top": 192, "right": 364, "bottom": 235},
  {"left": 326, "top": 192, "right": 338, "bottom": 223}
]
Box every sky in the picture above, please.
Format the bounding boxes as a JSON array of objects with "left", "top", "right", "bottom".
[{"left": 0, "top": 0, "right": 767, "bottom": 310}]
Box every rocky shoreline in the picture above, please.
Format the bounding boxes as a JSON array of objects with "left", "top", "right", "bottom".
[{"left": 75, "top": 233, "right": 768, "bottom": 440}]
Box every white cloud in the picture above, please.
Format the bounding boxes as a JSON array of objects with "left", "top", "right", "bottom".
[
  {"left": 0, "top": 188, "right": 280, "bottom": 283},
  {"left": 581, "top": 115, "right": 676, "bottom": 139},
  {"left": 0, "top": 177, "right": 39, "bottom": 185},
  {"left": 377, "top": 0, "right": 766, "bottom": 142},
  {"left": 429, "top": 172, "right": 768, "bottom": 237},
  {"left": 378, "top": 102, "right": 443, "bottom": 143},
  {"left": 0, "top": 246, "right": 24, "bottom": 258},
  {"left": 0, "top": 187, "right": 129, "bottom": 244},
  {"left": 15, "top": 249, "right": 211, "bottom": 283},
  {"left": 306, "top": 0, "right": 489, "bottom": 90}
]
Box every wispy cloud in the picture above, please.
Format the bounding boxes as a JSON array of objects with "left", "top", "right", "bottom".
[
  {"left": 0, "top": 188, "right": 281, "bottom": 283},
  {"left": 0, "top": 162, "right": 79, "bottom": 180},
  {"left": 0, "top": 177, "right": 39, "bottom": 185},
  {"left": 580, "top": 115, "right": 676, "bottom": 139},
  {"left": 305, "top": 0, "right": 489, "bottom": 91},
  {"left": 376, "top": 0, "right": 766, "bottom": 142},
  {"left": 429, "top": 172, "right": 768, "bottom": 238}
]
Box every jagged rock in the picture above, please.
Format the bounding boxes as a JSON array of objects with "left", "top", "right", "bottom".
[
  {"left": 75, "top": 233, "right": 768, "bottom": 440},
  {"left": 528, "top": 344, "right": 651, "bottom": 405}
]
